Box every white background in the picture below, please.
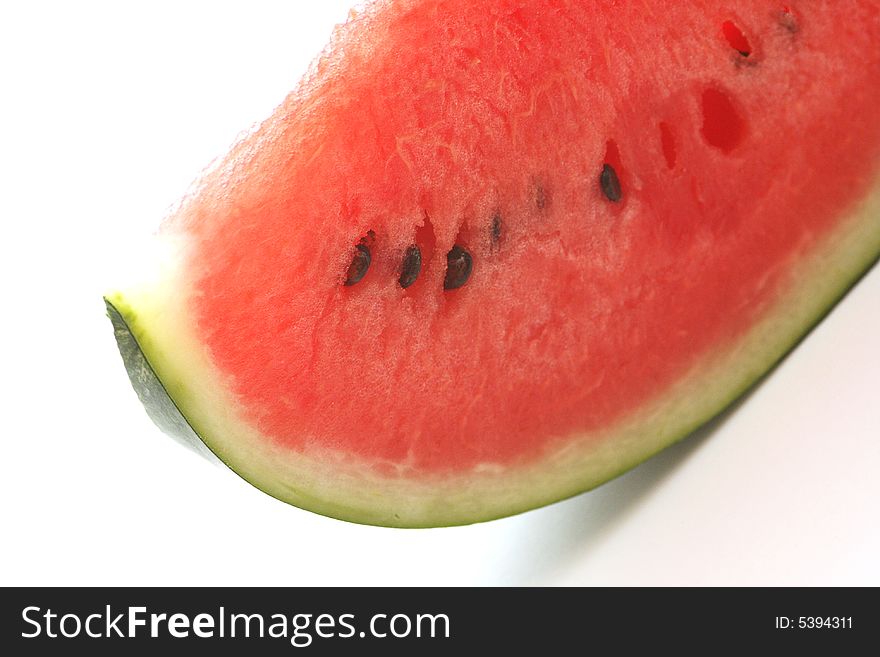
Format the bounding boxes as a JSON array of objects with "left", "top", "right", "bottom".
[{"left": 1, "top": 1, "right": 878, "bottom": 586}]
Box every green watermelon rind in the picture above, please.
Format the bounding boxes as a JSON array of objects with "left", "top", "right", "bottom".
[{"left": 105, "top": 178, "right": 880, "bottom": 527}]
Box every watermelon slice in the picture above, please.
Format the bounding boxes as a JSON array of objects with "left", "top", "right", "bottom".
[{"left": 106, "top": 0, "right": 880, "bottom": 527}]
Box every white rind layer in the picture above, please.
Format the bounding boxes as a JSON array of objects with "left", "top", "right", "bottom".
[{"left": 107, "top": 175, "right": 880, "bottom": 527}]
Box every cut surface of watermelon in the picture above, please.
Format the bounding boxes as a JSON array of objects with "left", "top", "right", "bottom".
[{"left": 107, "top": 0, "right": 880, "bottom": 526}]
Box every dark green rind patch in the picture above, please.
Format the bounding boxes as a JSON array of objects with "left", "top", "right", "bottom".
[{"left": 105, "top": 298, "right": 221, "bottom": 465}]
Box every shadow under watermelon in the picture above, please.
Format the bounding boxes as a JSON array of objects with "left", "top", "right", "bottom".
[{"left": 494, "top": 389, "right": 757, "bottom": 585}]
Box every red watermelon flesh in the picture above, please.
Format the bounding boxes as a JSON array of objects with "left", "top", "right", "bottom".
[{"left": 106, "top": 0, "right": 880, "bottom": 526}]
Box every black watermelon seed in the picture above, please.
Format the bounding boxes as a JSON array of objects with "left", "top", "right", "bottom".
[
  {"left": 490, "top": 214, "right": 502, "bottom": 243},
  {"left": 600, "top": 163, "right": 622, "bottom": 202},
  {"left": 398, "top": 244, "right": 422, "bottom": 289},
  {"left": 443, "top": 245, "right": 473, "bottom": 290},
  {"left": 343, "top": 243, "right": 371, "bottom": 286}
]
